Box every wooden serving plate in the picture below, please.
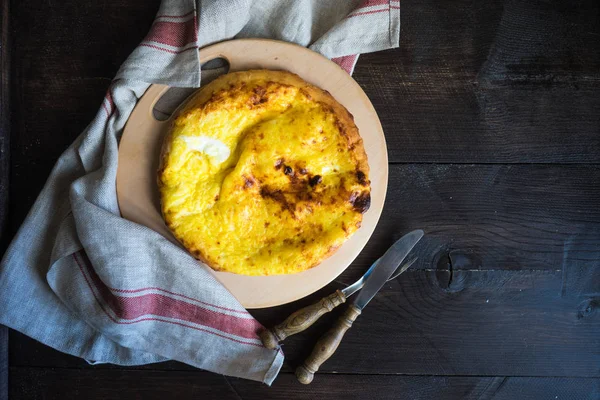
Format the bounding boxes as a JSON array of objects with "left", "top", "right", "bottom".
[{"left": 116, "top": 39, "right": 388, "bottom": 309}]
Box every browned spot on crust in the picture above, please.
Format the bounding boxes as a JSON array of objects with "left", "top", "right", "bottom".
[
  {"left": 356, "top": 170, "right": 368, "bottom": 186},
  {"left": 214, "top": 194, "right": 220, "bottom": 201},
  {"left": 260, "top": 186, "right": 296, "bottom": 215},
  {"left": 300, "top": 88, "right": 313, "bottom": 100},
  {"left": 297, "top": 191, "right": 318, "bottom": 203},
  {"left": 248, "top": 86, "right": 268, "bottom": 107},
  {"left": 264, "top": 222, "right": 270, "bottom": 227},
  {"left": 243, "top": 175, "right": 255, "bottom": 188},
  {"left": 350, "top": 191, "right": 371, "bottom": 214},
  {"left": 275, "top": 158, "right": 284, "bottom": 170},
  {"left": 320, "top": 103, "right": 335, "bottom": 114},
  {"left": 341, "top": 222, "right": 348, "bottom": 233},
  {"left": 309, "top": 175, "right": 322, "bottom": 187},
  {"left": 254, "top": 86, "right": 266, "bottom": 96},
  {"left": 283, "top": 165, "right": 304, "bottom": 187},
  {"left": 334, "top": 118, "right": 347, "bottom": 138},
  {"left": 327, "top": 245, "right": 339, "bottom": 254}
]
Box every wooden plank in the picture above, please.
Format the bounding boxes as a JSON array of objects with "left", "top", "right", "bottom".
[
  {"left": 0, "top": 0, "right": 9, "bottom": 248},
  {"left": 0, "top": 327, "right": 6, "bottom": 400},
  {"left": 351, "top": 164, "right": 600, "bottom": 275},
  {"left": 9, "top": 368, "right": 600, "bottom": 400},
  {"left": 11, "top": 269, "right": 600, "bottom": 377},
  {"left": 487, "top": 377, "right": 600, "bottom": 400},
  {"left": 353, "top": 0, "right": 600, "bottom": 163},
  {"left": 234, "top": 375, "right": 600, "bottom": 400},
  {"left": 7, "top": 0, "right": 160, "bottom": 239},
  {"left": 259, "top": 270, "right": 599, "bottom": 377},
  {"left": 1, "top": 0, "right": 10, "bottom": 398},
  {"left": 9, "top": 368, "right": 240, "bottom": 400}
]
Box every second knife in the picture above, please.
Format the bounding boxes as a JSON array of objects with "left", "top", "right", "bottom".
[{"left": 260, "top": 253, "right": 417, "bottom": 349}]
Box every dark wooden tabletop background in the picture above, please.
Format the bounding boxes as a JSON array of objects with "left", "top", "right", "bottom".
[{"left": 1, "top": 0, "right": 599, "bottom": 399}]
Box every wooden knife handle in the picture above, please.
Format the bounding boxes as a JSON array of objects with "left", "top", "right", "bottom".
[
  {"left": 295, "top": 304, "right": 361, "bottom": 384},
  {"left": 259, "top": 290, "right": 347, "bottom": 349}
]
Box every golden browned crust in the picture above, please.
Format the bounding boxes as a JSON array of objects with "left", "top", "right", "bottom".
[{"left": 158, "top": 70, "right": 370, "bottom": 274}]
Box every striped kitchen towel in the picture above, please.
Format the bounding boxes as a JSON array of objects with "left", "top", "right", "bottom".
[{"left": 0, "top": 0, "right": 400, "bottom": 385}]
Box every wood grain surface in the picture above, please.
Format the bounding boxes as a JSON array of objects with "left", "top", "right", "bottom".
[
  {"left": 353, "top": 0, "right": 600, "bottom": 164},
  {"left": 9, "top": 369, "right": 600, "bottom": 400},
  {"left": 0, "top": 0, "right": 10, "bottom": 397},
  {"left": 3, "top": 0, "right": 600, "bottom": 398},
  {"left": 0, "top": 328, "right": 6, "bottom": 400},
  {"left": 0, "top": 0, "right": 8, "bottom": 246}
]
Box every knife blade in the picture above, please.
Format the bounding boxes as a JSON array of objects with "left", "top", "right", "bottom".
[
  {"left": 342, "top": 255, "right": 417, "bottom": 298},
  {"left": 296, "top": 229, "right": 424, "bottom": 384},
  {"left": 352, "top": 229, "right": 424, "bottom": 310},
  {"left": 260, "top": 257, "right": 417, "bottom": 350}
]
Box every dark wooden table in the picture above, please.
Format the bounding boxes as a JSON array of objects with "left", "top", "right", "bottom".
[{"left": 2, "top": 0, "right": 600, "bottom": 399}]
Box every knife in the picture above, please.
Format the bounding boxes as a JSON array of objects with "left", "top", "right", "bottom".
[
  {"left": 295, "top": 229, "right": 424, "bottom": 384},
  {"left": 259, "top": 257, "right": 417, "bottom": 350}
]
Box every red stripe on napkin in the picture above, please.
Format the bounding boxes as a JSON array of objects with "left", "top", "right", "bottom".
[
  {"left": 102, "top": 88, "right": 115, "bottom": 117},
  {"left": 73, "top": 251, "right": 263, "bottom": 343},
  {"left": 109, "top": 286, "right": 251, "bottom": 315},
  {"left": 332, "top": 55, "right": 359, "bottom": 74},
  {"left": 143, "top": 19, "right": 196, "bottom": 48},
  {"left": 349, "top": 9, "right": 390, "bottom": 18},
  {"left": 356, "top": 0, "right": 390, "bottom": 8}
]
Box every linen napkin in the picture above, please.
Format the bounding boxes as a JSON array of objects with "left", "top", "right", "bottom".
[{"left": 0, "top": 0, "right": 400, "bottom": 384}]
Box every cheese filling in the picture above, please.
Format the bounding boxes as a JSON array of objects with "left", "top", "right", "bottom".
[{"left": 180, "top": 135, "right": 230, "bottom": 165}]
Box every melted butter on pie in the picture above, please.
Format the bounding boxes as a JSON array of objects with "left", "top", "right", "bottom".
[{"left": 158, "top": 70, "right": 370, "bottom": 276}]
